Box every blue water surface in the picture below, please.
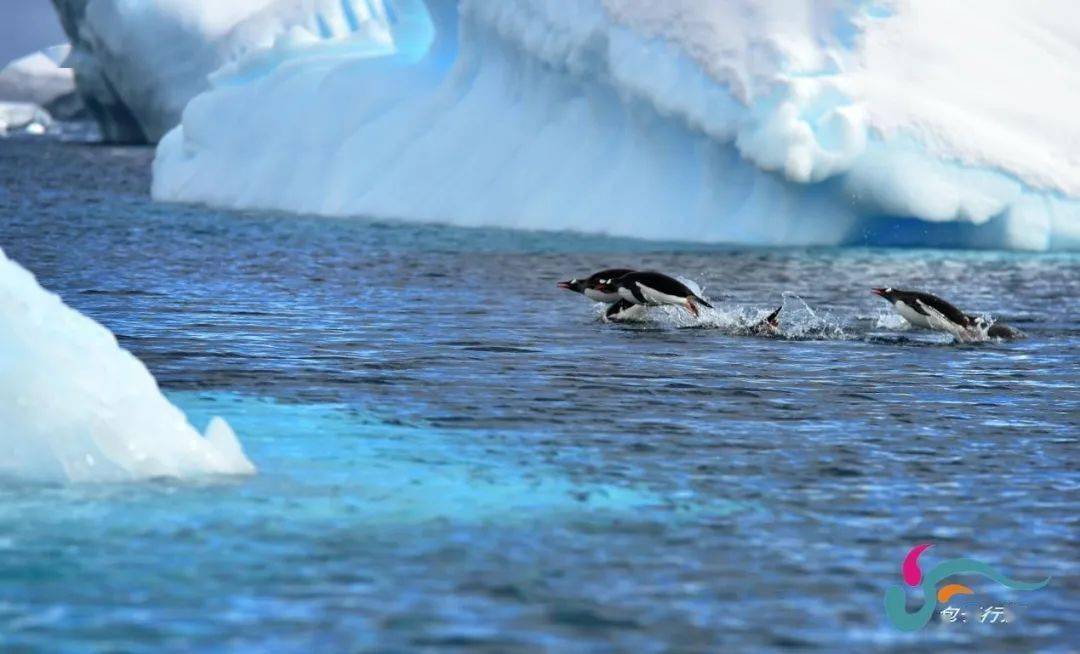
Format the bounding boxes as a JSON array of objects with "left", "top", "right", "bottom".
[{"left": 0, "top": 140, "right": 1077, "bottom": 652}]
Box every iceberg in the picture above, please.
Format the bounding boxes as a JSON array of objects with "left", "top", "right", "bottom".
[
  {"left": 66, "top": 0, "right": 1080, "bottom": 249},
  {"left": 0, "top": 44, "right": 84, "bottom": 135},
  {"left": 0, "top": 248, "right": 255, "bottom": 483},
  {"left": 0, "top": 45, "right": 82, "bottom": 117},
  {"left": 50, "top": 0, "right": 403, "bottom": 142}
]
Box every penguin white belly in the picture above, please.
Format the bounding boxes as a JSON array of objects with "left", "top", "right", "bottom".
[
  {"left": 638, "top": 283, "right": 686, "bottom": 307},
  {"left": 584, "top": 288, "right": 621, "bottom": 303},
  {"left": 894, "top": 300, "right": 932, "bottom": 329}
]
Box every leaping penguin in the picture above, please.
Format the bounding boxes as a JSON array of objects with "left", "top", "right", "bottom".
[
  {"left": 558, "top": 268, "right": 635, "bottom": 304},
  {"left": 871, "top": 288, "right": 1024, "bottom": 339},
  {"left": 599, "top": 271, "right": 713, "bottom": 317}
]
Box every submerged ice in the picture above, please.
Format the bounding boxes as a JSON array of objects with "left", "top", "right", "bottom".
[
  {"left": 174, "top": 391, "right": 667, "bottom": 525},
  {"left": 0, "top": 249, "right": 255, "bottom": 483},
  {"left": 64, "top": 0, "right": 1076, "bottom": 250}
]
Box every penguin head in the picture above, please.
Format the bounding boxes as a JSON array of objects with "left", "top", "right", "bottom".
[
  {"left": 593, "top": 278, "right": 619, "bottom": 294},
  {"left": 871, "top": 287, "right": 896, "bottom": 302},
  {"left": 557, "top": 278, "right": 586, "bottom": 294}
]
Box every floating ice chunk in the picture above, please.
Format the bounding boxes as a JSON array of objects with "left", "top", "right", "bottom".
[
  {"left": 0, "top": 248, "right": 255, "bottom": 483},
  {"left": 0, "top": 45, "right": 76, "bottom": 108},
  {"left": 0, "top": 102, "right": 52, "bottom": 137}
]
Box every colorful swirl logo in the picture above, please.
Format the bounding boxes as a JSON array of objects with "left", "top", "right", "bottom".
[{"left": 883, "top": 543, "right": 1050, "bottom": 631}]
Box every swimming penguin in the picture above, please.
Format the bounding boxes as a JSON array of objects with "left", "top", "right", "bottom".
[
  {"left": 600, "top": 271, "right": 713, "bottom": 317},
  {"left": 558, "top": 268, "right": 635, "bottom": 304},
  {"left": 871, "top": 288, "right": 1024, "bottom": 339},
  {"left": 750, "top": 306, "right": 783, "bottom": 336},
  {"left": 986, "top": 321, "right": 1026, "bottom": 339}
]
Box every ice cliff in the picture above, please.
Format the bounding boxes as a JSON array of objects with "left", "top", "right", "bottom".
[
  {"left": 0, "top": 248, "right": 255, "bottom": 483},
  {"left": 58, "top": 0, "right": 1080, "bottom": 249}
]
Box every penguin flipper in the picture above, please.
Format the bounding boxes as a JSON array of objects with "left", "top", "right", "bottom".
[
  {"left": 605, "top": 299, "right": 640, "bottom": 322},
  {"left": 765, "top": 306, "right": 782, "bottom": 326}
]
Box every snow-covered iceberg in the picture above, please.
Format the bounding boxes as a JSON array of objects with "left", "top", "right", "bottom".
[
  {"left": 143, "top": 0, "right": 1078, "bottom": 249},
  {"left": 0, "top": 248, "right": 255, "bottom": 483}
]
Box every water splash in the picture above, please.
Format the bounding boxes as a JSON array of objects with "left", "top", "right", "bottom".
[
  {"left": 775, "top": 293, "right": 849, "bottom": 340},
  {"left": 596, "top": 293, "right": 849, "bottom": 341},
  {"left": 873, "top": 308, "right": 910, "bottom": 330}
]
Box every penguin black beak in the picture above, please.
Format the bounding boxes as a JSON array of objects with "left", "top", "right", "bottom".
[
  {"left": 871, "top": 288, "right": 887, "bottom": 298},
  {"left": 557, "top": 280, "right": 576, "bottom": 292}
]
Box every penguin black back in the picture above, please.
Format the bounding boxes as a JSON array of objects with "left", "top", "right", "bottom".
[
  {"left": 613, "top": 271, "right": 713, "bottom": 308},
  {"left": 986, "top": 322, "right": 1026, "bottom": 339},
  {"left": 872, "top": 288, "right": 972, "bottom": 327},
  {"left": 587, "top": 268, "right": 635, "bottom": 287}
]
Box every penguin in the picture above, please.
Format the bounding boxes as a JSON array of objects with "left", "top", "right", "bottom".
[
  {"left": 986, "top": 321, "right": 1026, "bottom": 340},
  {"left": 558, "top": 268, "right": 635, "bottom": 304},
  {"left": 600, "top": 271, "right": 713, "bottom": 317},
  {"left": 871, "top": 288, "right": 971, "bottom": 331},
  {"left": 604, "top": 298, "right": 648, "bottom": 322},
  {"left": 871, "top": 288, "right": 1024, "bottom": 339},
  {"left": 750, "top": 306, "right": 783, "bottom": 336}
]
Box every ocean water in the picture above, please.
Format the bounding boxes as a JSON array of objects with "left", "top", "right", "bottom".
[{"left": 0, "top": 139, "right": 1077, "bottom": 652}]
